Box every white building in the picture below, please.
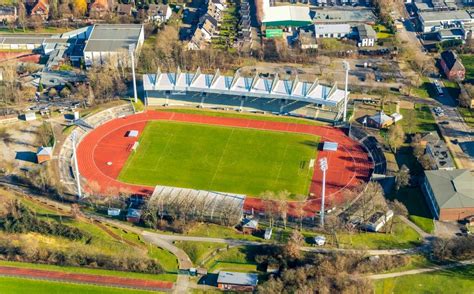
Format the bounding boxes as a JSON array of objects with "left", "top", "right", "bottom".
[
  {"left": 418, "top": 10, "right": 474, "bottom": 33},
  {"left": 314, "top": 24, "right": 351, "bottom": 38},
  {"left": 83, "top": 24, "right": 144, "bottom": 67},
  {"left": 148, "top": 4, "right": 172, "bottom": 23}
]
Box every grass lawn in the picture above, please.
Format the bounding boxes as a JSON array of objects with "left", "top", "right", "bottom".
[
  {"left": 375, "top": 265, "right": 474, "bottom": 294},
  {"left": 153, "top": 108, "right": 328, "bottom": 126},
  {"left": 174, "top": 241, "right": 226, "bottom": 265},
  {"left": 399, "top": 104, "right": 437, "bottom": 135},
  {"left": 119, "top": 121, "right": 319, "bottom": 197},
  {"left": 0, "top": 260, "right": 175, "bottom": 282},
  {"left": 458, "top": 107, "right": 474, "bottom": 128},
  {"left": 374, "top": 24, "right": 394, "bottom": 39},
  {"left": 336, "top": 217, "right": 422, "bottom": 249},
  {"left": 460, "top": 54, "right": 474, "bottom": 83},
  {"left": 387, "top": 183, "right": 434, "bottom": 234},
  {"left": 204, "top": 246, "right": 259, "bottom": 273},
  {"left": 186, "top": 223, "right": 263, "bottom": 242},
  {"left": 0, "top": 277, "right": 154, "bottom": 294}
]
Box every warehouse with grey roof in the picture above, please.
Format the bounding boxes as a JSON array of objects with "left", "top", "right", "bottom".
[{"left": 422, "top": 169, "right": 474, "bottom": 221}]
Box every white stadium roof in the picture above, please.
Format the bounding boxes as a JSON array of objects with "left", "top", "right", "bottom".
[{"left": 143, "top": 68, "right": 347, "bottom": 107}]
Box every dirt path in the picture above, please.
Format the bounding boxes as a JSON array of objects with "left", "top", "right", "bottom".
[
  {"left": 369, "top": 259, "right": 474, "bottom": 280},
  {"left": 0, "top": 265, "right": 174, "bottom": 291}
]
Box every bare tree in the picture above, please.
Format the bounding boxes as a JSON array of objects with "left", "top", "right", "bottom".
[
  {"left": 387, "top": 124, "right": 405, "bottom": 153},
  {"left": 395, "top": 164, "right": 410, "bottom": 190},
  {"left": 284, "top": 230, "right": 304, "bottom": 260}
]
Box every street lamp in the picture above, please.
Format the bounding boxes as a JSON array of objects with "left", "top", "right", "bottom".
[
  {"left": 342, "top": 60, "right": 350, "bottom": 122},
  {"left": 319, "top": 157, "right": 328, "bottom": 227},
  {"left": 71, "top": 131, "right": 82, "bottom": 199},
  {"left": 129, "top": 44, "right": 138, "bottom": 104}
]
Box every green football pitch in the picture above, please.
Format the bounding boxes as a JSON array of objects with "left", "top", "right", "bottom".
[{"left": 118, "top": 121, "right": 319, "bottom": 196}]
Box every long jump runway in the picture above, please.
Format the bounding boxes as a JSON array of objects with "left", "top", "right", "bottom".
[{"left": 77, "top": 111, "right": 373, "bottom": 214}]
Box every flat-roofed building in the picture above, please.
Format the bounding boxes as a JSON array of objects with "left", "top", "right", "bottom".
[
  {"left": 314, "top": 24, "right": 351, "bottom": 38},
  {"left": 313, "top": 8, "right": 376, "bottom": 25},
  {"left": 217, "top": 272, "right": 258, "bottom": 291},
  {"left": 418, "top": 10, "right": 474, "bottom": 33},
  {"left": 83, "top": 24, "right": 144, "bottom": 66},
  {"left": 261, "top": 0, "right": 312, "bottom": 27},
  {"left": 0, "top": 6, "right": 17, "bottom": 22}
]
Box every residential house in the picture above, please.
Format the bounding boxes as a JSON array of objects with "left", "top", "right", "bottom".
[
  {"left": 241, "top": 218, "right": 258, "bottom": 234},
  {"left": 298, "top": 29, "right": 318, "bottom": 49},
  {"left": 314, "top": 24, "right": 351, "bottom": 38},
  {"left": 147, "top": 4, "right": 172, "bottom": 23},
  {"left": 89, "top": 0, "right": 114, "bottom": 18},
  {"left": 116, "top": 3, "right": 133, "bottom": 16},
  {"left": 356, "top": 24, "right": 377, "bottom": 47},
  {"left": 217, "top": 271, "right": 258, "bottom": 291},
  {"left": 366, "top": 111, "right": 393, "bottom": 128},
  {"left": 30, "top": 0, "right": 49, "bottom": 20},
  {"left": 0, "top": 6, "right": 17, "bottom": 23},
  {"left": 423, "top": 169, "right": 474, "bottom": 221},
  {"left": 440, "top": 50, "right": 466, "bottom": 81},
  {"left": 208, "top": 0, "right": 226, "bottom": 21}
]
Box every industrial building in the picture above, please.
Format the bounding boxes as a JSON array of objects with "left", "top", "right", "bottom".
[
  {"left": 0, "top": 24, "right": 144, "bottom": 67},
  {"left": 418, "top": 10, "right": 474, "bottom": 33},
  {"left": 261, "top": 0, "right": 312, "bottom": 27}
]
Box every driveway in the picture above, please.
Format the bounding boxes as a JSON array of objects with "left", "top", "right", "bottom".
[{"left": 432, "top": 80, "right": 474, "bottom": 169}]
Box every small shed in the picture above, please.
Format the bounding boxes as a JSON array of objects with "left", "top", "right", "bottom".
[
  {"left": 107, "top": 208, "right": 121, "bottom": 216},
  {"left": 241, "top": 219, "right": 258, "bottom": 234},
  {"left": 36, "top": 146, "right": 52, "bottom": 163},
  {"left": 23, "top": 112, "right": 37, "bottom": 121},
  {"left": 217, "top": 271, "right": 258, "bottom": 291},
  {"left": 314, "top": 235, "right": 326, "bottom": 246},
  {"left": 127, "top": 130, "right": 139, "bottom": 137},
  {"left": 390, "top": 112, "right": 403, "bottom": 123},
  {"left": 264, "top": 227, "right": 272, "bottom": 240},
  {"left": 126, "top": 208, "right": 142, "bottom": 223},
  {"left": 323, "top": 141, "right": 338, "bottom": 152}
]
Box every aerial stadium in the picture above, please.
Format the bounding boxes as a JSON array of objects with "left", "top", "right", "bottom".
[{"left": 62, "top": 98, "right": 373, "bottom": 219}]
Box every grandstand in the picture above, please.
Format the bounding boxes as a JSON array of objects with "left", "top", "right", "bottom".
[
  {"left": 149, "top": 185, "right": 245, "bottom": 225},
  {"left": 58, "top": 103, "right": 135, "bottom": 196},
  {"left": 349, "top": 125, "right": 386, "bottom": 176},
  {"left": 142, "top": 68, "right": 349, "bottom": 122}
]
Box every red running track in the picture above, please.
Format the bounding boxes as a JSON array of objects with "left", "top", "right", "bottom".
[
  {"left": 77, "top": 111, "right": 372, "bottom": 214},
  {"left": 0, "top": 266, "right": 174, "bottom": 291}
]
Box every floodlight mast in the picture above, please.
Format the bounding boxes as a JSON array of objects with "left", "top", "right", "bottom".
[
  {"left": 71, "top": 131, "right": 82, "bottom": 199},
  {"left": 319, "top": 157, "right": 328, "bottom": 228},
  {"left": 129, "top": 44, "right": 138, "bottom": 104},
  {"left": 342, "top": 60, "right": 350, "bottom": 122}
]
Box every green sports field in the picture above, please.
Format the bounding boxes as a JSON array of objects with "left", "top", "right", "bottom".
[{"left": 118, "top": 121, "right": 318, "bottom": 196}]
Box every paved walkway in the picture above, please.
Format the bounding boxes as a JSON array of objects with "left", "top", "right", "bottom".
[
  {"left": 0, "top": 265, "right": 174, "bottom": 291},
  {"left": 369, "top": 259, "right": 474, "bottom": 280},
  {"left": 399, "top": 216, "right": 431, "bottom": 239},
  {"left": 141, "top": 231, "right": 424, "bottom": 256}
]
